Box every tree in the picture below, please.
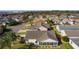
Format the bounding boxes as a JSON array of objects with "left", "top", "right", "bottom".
[
  {"left": 28, "top": 15, "right": 34, "bottom": 26},
  {"left": 47, "top": 17, "right": 53, "bottom": 27},
  {"left": 8, "top": 19, "right": 20, "bottom": 26},
  {"left": 62, "top": 36, "right": 69, "bottom": 42},
  {"left": 57, "top": 13, "right": 60, "bottom": 20},
  {"left": 22, "top": 15, "right": 29, "bottom": 22},
  {"left": 0, "top": 32, "right": 17, "bottom": 48}
]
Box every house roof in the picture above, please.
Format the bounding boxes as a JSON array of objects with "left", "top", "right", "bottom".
[
  {"left": 59, "top": 25, "right": 79, "bottom": 30},
  {"left": 38, "top": 26, "right": 47, "bottom": 31},
  {"left": 42, "top": 23, "right": 50, "bottom": 29},
  {"left": 24, "top": 31, "right": 57, "bottom": 42},
  {"left": 65, "top": 30, "right": 79, "bottom": 37},
  {"left": 30, "top": 24, "right": 48, "bottom": 31},
  {"left": 70, "top": 38, "right": 79, "bottom": 47}
]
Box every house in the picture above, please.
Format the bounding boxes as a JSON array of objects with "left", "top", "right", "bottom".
[
  {"left": 65, "top": 30, "right": 79, "bottom": 49},
  {"left": 42, "top": 23, "right": 51, "bottom": 30},
  {"left": 56, "top": 25, "right": 79, "bottom": 33},
  {"left": 32, "top": 17, "right": 46, "bottom": 26},
  {"left": 46, "top": 15, "right": 60, "bottom": 25},
  {"left": 23, "top": 31, "right": 58, "bottom": 47},
  {"left": 62, "top": 18, "right": 74, "bottom": 25},
  {"left": 61, "top": 14, "right": 79, "bottom": 25},
  {"left": 69, "top": 17, "right": 79, "bottom": 25},
  {"left": 65, "top": 30, "right": 79, "bottom": 38},
  {"left": 38, "top": 26, "right": 47, "bottom": 31},
  {"left": 56, "top": 25, "right": 79, "bottom": 48},
  {"left": 30, "top": 23, "right": 50, "bottom": 31}
]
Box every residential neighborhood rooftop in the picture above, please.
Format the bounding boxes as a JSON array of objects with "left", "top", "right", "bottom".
[
  {"left": 70, "top": 38, "right": 79, "bottom": 47},
  {"left": 65, "top": 30, "right": 79, "bottom": 37},
  {"left": 59, "top": 25, "right": 79, "bottom": 30},
  {"left": 24, "top": 31, "right": 57, "bottom": 42}
]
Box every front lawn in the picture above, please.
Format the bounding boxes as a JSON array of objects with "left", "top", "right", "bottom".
[
  {"left": 11, "top": 39, "right": 26, "bottom": 49},
  {"left": 58, "top": 42, "right": 73, "bottom": 49}
]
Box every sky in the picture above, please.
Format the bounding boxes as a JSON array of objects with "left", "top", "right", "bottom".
[{"left": 0, "top": 0, "right": 79, "bottom": 10}]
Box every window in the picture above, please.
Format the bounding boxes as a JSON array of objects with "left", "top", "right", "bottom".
[
  {"left": 43, "top": 42, "right": 46, "bottom": 45},
  {"left": 53, "top": 42, "right": 57, "bottom": 46},
  {"left": 50, "top": 42, "right": 53, "bottom": 45},
  {"left": 39, "top": 42, "right": 42, "bottom": 45}
]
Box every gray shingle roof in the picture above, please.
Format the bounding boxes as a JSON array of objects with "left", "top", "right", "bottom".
[
  {"left": 70, "top": 38, "right": 79, "bottom": 47},
  {"left": 24, "top": 31, "right": 57, "bottom": 41},
  {"left": 59, "top": 25, "right": 79, "bottom": 30},
  {"left": 42, "top": 23, "right": 50, "bottom": 29},
  {"left": 65, "top": 30, "right": 79, "bottom": 37}
]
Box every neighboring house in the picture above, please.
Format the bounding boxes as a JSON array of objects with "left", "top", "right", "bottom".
[
  {"left": 32, "top": 18, "right": 45, "bottom": 26},
  {"left": 42, "top": 23, "right": 51, "bottom": 30},
  {"left": 56, "top": 25, "right": 79, "bottom": 48},
  {"left": 65, "top": 30, "right": 79, "bottom": 49},
  {"left": 61, "top": 15, "right": 79, "bottom": 25},
  {"left": 31, "top": 23, "right": 50, "bottom": 31},
  {"left": 30, "top": 20, "right": 50, "bottom": 31},
  {"left": 62, "top": 18, "right": 74, "bottom": 25},
  {"left": 38, "top": 26, "right": 47, "bottom": 31},
  {"left": 56, "top": 25, "right": 79, "bottom": 32},
  {"left": 50, "top": 15, "right": 60, "bottom": 25},
  {"left": 69, "top": 17, "right": 79, "bottom": 25},
  {"left": 23, "top": 31, "right": 58, "bottom": 47}
]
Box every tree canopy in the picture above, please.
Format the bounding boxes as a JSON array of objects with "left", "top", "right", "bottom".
[{"left": 0, "top": 32, "right": 16, "bottom": 48}]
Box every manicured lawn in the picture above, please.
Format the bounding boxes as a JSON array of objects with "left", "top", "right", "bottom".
[
  {"left": 60, "top": 37, "right": 73, "bottom": 49},
  {"left": 58, "top": 43, "right": 73, "bottom": 49},
  {"left": 62, "top": 43, "right": 73, "bottom": 49},
  {"left": 12, "top": 43, "right": 26, "bottom": 49},
  {"left": 50, "top": 25, "right": 73, "bottom": 49},
  {"left": 11, "top": 39, "right": 26, "bottom": 49},
  {"left": 17, "top": 32, "right": 26, "bottom": 35}
]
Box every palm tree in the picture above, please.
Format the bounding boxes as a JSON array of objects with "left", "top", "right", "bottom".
[
  {"left": 47, "top": 17, "right": 53, "bottom": 26},
  {"left": 28, "top": 15, "right": 33, "bottom": 26}
]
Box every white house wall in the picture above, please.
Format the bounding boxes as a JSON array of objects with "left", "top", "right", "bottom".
[
  {"left": 61, "top": 30, "right": 67, "bottom": 36},
  {"left": 41, "top": 38, "right": 58, "bottom": 43}
]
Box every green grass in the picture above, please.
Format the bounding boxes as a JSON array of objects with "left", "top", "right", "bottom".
[
  {"left": 11, "top": 39, "right": 26, "bottom": 49},
  {"left": 57, "top": 43, "right": 73, "bottom": 49},
  {"left": 62, "top": 43, "right": 73, "bottom": 49},
  {"left": 17, "top": 32, "right": 26, "bottom": 35},
  {"left": 50, "top": 25, "right": 73, "bottom": 49}
]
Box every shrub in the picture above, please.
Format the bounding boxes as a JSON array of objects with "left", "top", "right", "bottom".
[
  {"left": 7, "top": 19, "right": 20, "bottom": 26},
  {"left": 62, "top": 36, "right": 69, "bottom": 42}
]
